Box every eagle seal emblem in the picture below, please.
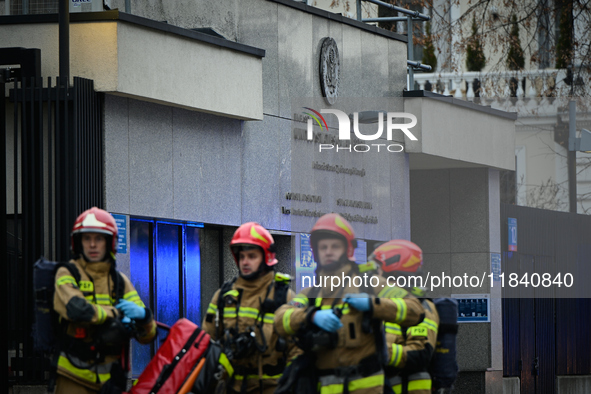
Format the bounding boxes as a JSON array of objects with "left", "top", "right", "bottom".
[{"left": 319, "top": 37, "right": 340, "bottom": 105}]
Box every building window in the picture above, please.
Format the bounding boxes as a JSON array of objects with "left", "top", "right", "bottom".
[
  {"left": 129, "top": 218, "right": 203, "bottom": 376},
  {"left": 6, "top": 0, "right": 59, "bottom": 15}
]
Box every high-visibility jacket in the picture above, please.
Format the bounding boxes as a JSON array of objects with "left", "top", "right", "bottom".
[
  {"left": 275, "top": 262, "right": 425, "bottom": 394},
  {"left": 385, "top": 294, "right": 439, "bottom": 394},
  {"left": 202, "top": 270, "right": 300, "bottom": 394},
  {"left": 53, "top": 257, "right": 156, "bottom": 392}
]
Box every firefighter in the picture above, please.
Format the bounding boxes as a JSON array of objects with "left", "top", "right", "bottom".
[
  {"left": 275, "top": 213, "right": 425, "bottom": 394},
  {"left": 370, "top": 240, "right": 440, "bottom": 394},
  {"left": 202, "top": 222, "right": 299, "bottom": 394},
  {"left": 53, "top": 207, "right": 157, "bottom": 393}
]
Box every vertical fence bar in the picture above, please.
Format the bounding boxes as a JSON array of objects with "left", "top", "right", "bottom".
[
  {"left": 10, "top": 79, "right": 19, "bottom": 383},
  {"left": 0, "top": 73, "right": 8, "bottom": 391},
  {"left": 17, "top": 77, "right": 25, "bottom": 378},
  {"left": 97, "top": 82, "right": 102, "bottom": 208},
  {"left": 66, "top": 76, "right": 74, "bottom": 225},
  {"left": 37, "top": 77, "right": 43, "bottom": 258},
  {"left": 47, "top": 77, "right": 53, "bottom": 259},
  {"left": 407, "top": 15, "right": 414, "bottom": 91},
  {"left": 73, "top": 78, "right": 79, "bottom": 211},
  {"left": 83, "top": 79, "right": 88, "bottom": 207},
  {"left": 65, "top": 78, "right": 72, "bottom": 257},
  {"left": 23, "top": 77, "right": 32, "bottom": 375},
  {"left": 356, "top": 0, "right": 362, "bottom": 20},
  {"left": 55, "top": 77, "right": 62, "bottom": 261},
  {"left": 14, "top": 81, "right": 21, "bottom": 346}
]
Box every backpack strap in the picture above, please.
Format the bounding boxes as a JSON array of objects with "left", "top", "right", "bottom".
[
  {"left": 270, "top": 273, "right": 292, "bottom": 367},
  {"left": 39, "top": 261, "right": 81, "bottom": 391},
  {"left": 272, "top": 273, "right": 291, "bottom": 311},
  {"left": 51, "top": 263, "right": 82, "bottom": 373},
  {"left": 57, "top": 262, "right": 81, "bottom": 285},
  {"left": 256, "top": 273, "right": 292, "bottom": 314},
  {"left": 306, "top": 281, "right": 321, "bottom": 309},
  {"left": 110, "top": 268, "right": 126, "bottom": 302},
  {"left": 58, "top": 261, "right": 124, "bottom": 303},
  {"left": 216, "top": 277, "right": 237, "bottom": 339},
  {"left": 218, "top": 277, "right": 238, "bottom": 311}
]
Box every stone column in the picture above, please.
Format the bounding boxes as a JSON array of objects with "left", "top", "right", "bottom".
[{"left": 410, "top": 167, "right": 503, "bottom": 394}]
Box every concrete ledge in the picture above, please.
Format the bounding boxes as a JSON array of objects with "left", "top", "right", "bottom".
[
  {"left": 557, "top": 375, "right": 591, "bottom": 394},
  {"left": 453, "top": 371, "right": 486, "bottom": 393},
  {"left": 404, "top": 90, "right": 518, "bottom": 120},
  {"left": 503, "top": 377, "right": 520, "bottom": 394},
  {"left": 404, "top": 93, "right": 516, "bottom": 171},
  {"left": 267, "top": 0, "right": 408, "bottom": 43},
  {"left": 485, "top": 370, "right": 503, "bottom": 393},
  {"left": 0, "top": 11, "right": 265, "bottom": 57},
  {"left": 0, "top": 13, "right": 264, "bottom": 120}
]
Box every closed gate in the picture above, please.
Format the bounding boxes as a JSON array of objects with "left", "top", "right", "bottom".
[
  {"left": 2, "top": 47, "right": 103, "bottom": 387},
  {"left": 501, "top": 204, "right": 591, "bottom": 393}
]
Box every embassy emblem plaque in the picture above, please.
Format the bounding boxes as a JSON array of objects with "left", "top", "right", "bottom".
[{"left": 319, "top": 37, "right": 340, "bottom": 105}]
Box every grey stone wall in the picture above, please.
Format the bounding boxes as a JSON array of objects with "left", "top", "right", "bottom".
[
  {"left": 104, "top": 0, "right": 412, "bottom": 238},
  {"left": 104, "top": 94, "right": 243, "bottom": 225},
  {"left": 102, "top": 0, "right": 414, "bottom": 340},
  {"left": 102, "top": 0, "right": 417, "bottom": 363},
  {"left": 410, "top": 168, "right": 493, "bottom": 296},
  {"left": 107, "top": 0, "right": 241, "bottom": 41},
  {"left": 410, "top": 168, "right": 503, "bottom": 393},
  {"left": 454, "top": 371, "right": 486, "bottom": 393},
  {"left": 200, "top": 226, "right": 222, "bottom": 318},
  {"left": 222, "top": 226, "right": 240, "bottom": 282},
  {"left": 274, "top": 234, "right": 294, "bottom": 278}
]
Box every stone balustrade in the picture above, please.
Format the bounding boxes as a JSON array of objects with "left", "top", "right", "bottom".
[{"left": 413, "top": 68, "right": 590, "bottom": 115}]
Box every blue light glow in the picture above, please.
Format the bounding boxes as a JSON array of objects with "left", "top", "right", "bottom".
[
  {"left": 129, "top": 219, "right": 152, "bottom": 377},
  {"left": 156, "top": 223, "right": 181, "bottom": 327},
  {"left": 185, "top": 226, "right": 201, "bottom": 324}
]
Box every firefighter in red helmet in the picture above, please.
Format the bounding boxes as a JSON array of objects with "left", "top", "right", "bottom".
[
  {"left": 370, "top": 240, "right": 440, "bottom": 394},
  {"left": 275, "top": 214, "right": 425, "bottom": 394},
  {"left": 202, "top": 222, "right": 300, "bottom": 394},
  {"left": 53, "top": 207, "right": 156, "bottom": 393}
]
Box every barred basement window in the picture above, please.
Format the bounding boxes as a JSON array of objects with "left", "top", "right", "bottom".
[{"left": 7, "top": 0, "right": 59, "bottom": 15}]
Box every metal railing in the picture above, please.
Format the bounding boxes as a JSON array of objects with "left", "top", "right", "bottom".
[
  {"left": 4, "top": 75, "right": 102, "bottom": 387},
  {"left": 354, "top": 0, "right": 431, "bottom": 89}
]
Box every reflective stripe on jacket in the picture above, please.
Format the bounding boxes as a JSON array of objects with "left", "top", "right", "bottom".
[
  {"left": 202, "top": 271, "right": 301, "bottom": 393},
  {"left": 53, "top": 257, "right": 156, "bottom": 390},
  {"left": 274, "top": 264, "right": 425, "bottom": 393}
]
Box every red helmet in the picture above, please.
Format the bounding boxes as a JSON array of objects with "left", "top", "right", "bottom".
[
  {"left": 230, "top": 222, "right": 278, "bottom": 267},
  {"left": 310, "top": 213, "right": 357, "bottom": 262},
  {"left": 369, "top": 239, "right": 422, "bottom": 274},
  {"left": 71, "top": 207, "right": 118, "bottom": 256}
]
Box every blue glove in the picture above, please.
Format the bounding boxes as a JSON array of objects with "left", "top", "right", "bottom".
[
  {"left": 117, "top": 299, "right": 146, "bottom": 320},
  {"left": 312, "top": 309, "right": 343, "bottom": 332},
  {"left": 343, "top": 293, "right": 371, "bottom": 312},
  {"left": 121, "top": 316, "right": 132, "bottom": 324}
]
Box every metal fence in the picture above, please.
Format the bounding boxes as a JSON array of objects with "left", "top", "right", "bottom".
[
  {"left": 501, "top": 204, "right": 591, "bottom": 393},
  {"left": 4, "top": 75, "right": 102, "bottom": 386}
]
